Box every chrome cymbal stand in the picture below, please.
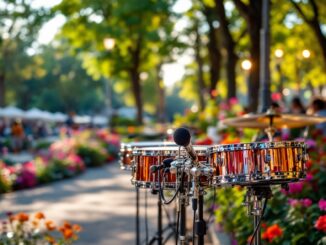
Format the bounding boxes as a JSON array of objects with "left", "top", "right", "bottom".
[
  {"left": 190, "top": 164, "right": 213, "bottom": 245},
  {"left": 243, "top": 186, "right": 272, "bottom": 245}
]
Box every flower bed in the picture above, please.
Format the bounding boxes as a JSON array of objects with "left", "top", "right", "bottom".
[
  {"left": 0, "top": 129, "right": 120, "bottom": 193},
  {"left": 0, "top": 212, "right": 82, "bottom": 244}
]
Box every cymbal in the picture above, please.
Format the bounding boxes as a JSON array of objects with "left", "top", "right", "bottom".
[{"left": 222, "top": 113, "right": 326, "bottom": 129}]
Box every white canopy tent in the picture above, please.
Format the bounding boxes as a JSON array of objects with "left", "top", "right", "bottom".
[{"left": 0, "top": 106, "right": 25, "bottom": 118}]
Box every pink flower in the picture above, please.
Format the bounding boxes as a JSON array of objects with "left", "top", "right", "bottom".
[
  {"left": 301, "top": 198, "right": 312, "bottom": 207},
  {"left": 305, "top": 173, "right": 313, "bottom": 182},
  {"left": 305, "top": 139, "right": 317, "bottom": 149},
  {"left": 219, "top": 102, "right": 229, "bottom": 110},
  {"left": 287, "top": 182, "right": 303, "bottom": 194},
  {"left": 229, "top": 97, "right": 238, "bottom": 105},
  {"left": 23, "top": 161, "right": 35, "bottom": 172},
  {"left": 319, "top": 199, "right": 326, "bottom": 211},
  {"left": 271, "top": 92, "right": 282, "bottom": 101},
  {"left": 288, "top": 198, "right": 300, "bottom": 207}
]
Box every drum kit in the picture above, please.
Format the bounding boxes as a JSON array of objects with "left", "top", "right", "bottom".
[{"left": 119, "top": 109, "right": 326, "bottom": 245}]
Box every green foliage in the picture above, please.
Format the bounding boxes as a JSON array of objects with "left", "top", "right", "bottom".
[
  {"left": 76, "top": 145, "right": 106, "bottom": 167},
  {"left": 212, "top": 186, "right": 252, "bottom": 244}
]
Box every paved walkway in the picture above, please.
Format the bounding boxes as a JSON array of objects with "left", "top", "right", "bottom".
[{"left": 0, "top": 162, "right": 177, "bottom": 245}]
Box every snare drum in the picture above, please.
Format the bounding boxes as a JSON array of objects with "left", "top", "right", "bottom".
[
  {"left": 119, "top": 142, "right": 175, "bottom": 170},
  {"left": 208, "top": 141, "right": 307, "bottom": 186},
  {"left": 132, "top": 146, "right": 209, "bottom": 189}
]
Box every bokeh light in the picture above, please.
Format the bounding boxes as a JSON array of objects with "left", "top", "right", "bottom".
[{"left": 241, "top": 59, "right": 252, "bottom": 71}]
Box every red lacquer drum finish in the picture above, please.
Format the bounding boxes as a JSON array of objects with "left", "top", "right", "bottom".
[{"left": 208, "top": 141, "right": 307, "bottom": 186}]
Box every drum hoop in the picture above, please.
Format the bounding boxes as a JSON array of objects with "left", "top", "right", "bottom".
[
  {"left": 132, "top": 145, "right": 209, "bottom": 156},
  {"left": 207, "top": 141, "right": 306, "bottom": 153},
  {"left": 132, "top": 149, "right": 208, "bottom": 156}
]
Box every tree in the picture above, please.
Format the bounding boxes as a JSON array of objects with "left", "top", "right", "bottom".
[
  {"left": 290, "top": 0, "right": 326, "bottom": 67},
  {"left": 0, "top": 0, "right": 49, "bottom": 106},
  {"left": 9, "top": 44, "right": 106, "bottom": 113},
  {"left": 233, "top": 0, "right": 262, "bottom": 112},
  {"left": 55, "top": 0, "right": 176, "bottom": 124},
  {"left": 202, "top": 6, "right": 222, "bottom": 98},
  {"left": 213, "top": 0, "right": 238, "bottom": 100}
]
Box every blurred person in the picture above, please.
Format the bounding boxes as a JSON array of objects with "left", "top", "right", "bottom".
[
  {"left": 11, "top": 120, "right": 25, "bottom": 152},
  {"left": 270, "top": 102, "right": 282, "bottom": 114},
  {"left": 289, "top": 97, "right": 306, "bottom": 138},
  {"left": 0, "top": 119, "right": 5, "bottom": 137},
  {"left": 290, "top": 97, "right": 306, "bottom": 114},
  {"left": 309, "top": 98, "right": 326, "bottom": 136}
]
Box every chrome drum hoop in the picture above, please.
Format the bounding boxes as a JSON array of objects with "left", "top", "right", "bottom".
[{"left": 208, "top": 141, "right": 307, "bottom": 154}]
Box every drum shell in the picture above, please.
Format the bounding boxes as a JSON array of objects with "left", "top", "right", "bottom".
[
  {"left": 132, "top": 146, "right": 209, "bottom": 189},
  {"left": 119, "top": 142, "right": 175, "bottom": 170},
  {"left": 209, "top": 141, "right": 307, "bottom": 186}
]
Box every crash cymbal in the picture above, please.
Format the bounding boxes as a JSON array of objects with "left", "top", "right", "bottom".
[{"left": 223, "top": 112, "right": 326, "bottom": 129}]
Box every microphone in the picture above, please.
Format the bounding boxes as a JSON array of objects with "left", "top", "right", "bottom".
[
  {"left": 150, "top": 158, "right": 174, "bottom": 173},
  {"left": 173, "top": 127, "right": 198, "bottom": 162}
]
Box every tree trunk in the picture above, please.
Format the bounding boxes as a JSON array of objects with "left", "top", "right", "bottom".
[
  {"left": 203, "top": 6, "right": 221, "bottom": 98},
  {"left": 310, "top": 20, "right": 326, "bottom": 68},
  {"left": 214, "top": 0, "right": 238, "bottom": 100},
  {"left": 194, "top": 26, "right": 206, "bottom": 111},
  {"left": 226, "top": 52, "right": 237, "bottom": 99},
  {"left": 129, "top": 36, "right": 143, "bottom": 124},
  {"left": 0, "top": 73, "right": 5, "bottom": 107},
  {"left": 234, "top": 0, "right": 262, "bottom": 112},
  {"left": 248, "top": 17, "right": 261, "bottom": 112},
  {"left": 156, "top": 64, "right": 165, "bottom": 123},
  {"left": 130, "top": 69, "right": 143, "bottom": 124}
]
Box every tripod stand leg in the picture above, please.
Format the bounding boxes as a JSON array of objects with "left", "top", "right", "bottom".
[
  {"left": 136, "top": 187, "right": 140, "bottom": 245},
  {"left": 253, "top": 215, "right": 261, "bottom": 245},
  {"left": 158, "top": 193, "right": 163, "bottom": 245},
  {"left": 179, "top": 197, "right": 186, "bottom": 245},
  {"left": 196, "top": 192, "right": 206, "bottom": 245}
]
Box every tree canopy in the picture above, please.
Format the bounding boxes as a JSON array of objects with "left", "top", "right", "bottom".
[{"left": 0, "top": 0, "right": 325, "bottom": 122}]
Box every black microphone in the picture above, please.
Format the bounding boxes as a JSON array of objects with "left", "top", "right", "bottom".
[
  {"left": 150, "top": 158, "right": 174, "bottom": 173},
  {"left": 173, "top": 127, "right": 198, "bottom": 161}
]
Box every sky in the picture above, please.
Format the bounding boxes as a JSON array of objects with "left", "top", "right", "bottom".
[{"left": 36, "top": 0, "right": 193, "bottom": 87}]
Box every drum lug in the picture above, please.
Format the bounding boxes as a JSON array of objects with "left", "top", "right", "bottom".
[
  {"left": 216, "top": 156, "right": 224, "bottom": 166},
  {"left": 296, "top": 154, "right": 302, "bottom": 163},
  {"left": 264, "top": 154, "right": 271, "bottom": 163}
]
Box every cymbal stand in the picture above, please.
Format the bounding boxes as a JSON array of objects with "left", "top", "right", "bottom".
[
  {"left": 243, "top": 186, "right": 272, "bottom": 245},
  {"left": 169, "top": 157, "right": 192, "bottom": 245},
  {"left": 265, "top": 113, "right": 276, "bottom": 142},
  {"left": 190, "top": 164, "right": 213, "bottom": 245}
]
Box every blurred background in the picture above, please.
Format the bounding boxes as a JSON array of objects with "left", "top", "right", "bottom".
[{"left": 0, "top": 0, "right": 325, "bottom": 244}]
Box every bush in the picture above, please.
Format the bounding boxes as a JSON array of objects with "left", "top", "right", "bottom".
[{"left": 76, "top": 145, "right": 106, "bottom": 167}]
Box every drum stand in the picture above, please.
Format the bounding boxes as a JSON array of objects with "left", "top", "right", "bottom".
[
  {"left": 244, "top": 186, "right": 272, "bottom": 245},
  {"left": 178, "top": 172, "right": 189, "bottom": 245},
  {"left": 148, "top": 190, "right": 177, "bottom": 245},
  {"left": 136, "top": 187, "right": 140, "bottom": 245},
  {"left": 192, "top": 187, "right": 206, "bottom": 245}
]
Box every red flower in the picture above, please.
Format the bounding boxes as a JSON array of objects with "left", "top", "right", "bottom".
[
  {"left": 315, "top": 215, "right": 326, "bottom": 232},
  {"left": 305, "top": 160, "right": 312, "bottom": 169},
  {"left": 262, "top": 224, "right": 283, "bottom": 242}
]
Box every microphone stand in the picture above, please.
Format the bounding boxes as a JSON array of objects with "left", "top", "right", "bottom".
[
  {"left": 136, "top": 186, "right": 140, "bottom": 245},
  {"left": 178, "top": 171, "right": 187, "bottom": 245},
  {"left": 196, "top": 188, "right": 206, "bottom": 245}
]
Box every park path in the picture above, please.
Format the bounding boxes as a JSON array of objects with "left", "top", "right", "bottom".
[{"left": 0, "top": 162, "right": 176, "bottom": 245}]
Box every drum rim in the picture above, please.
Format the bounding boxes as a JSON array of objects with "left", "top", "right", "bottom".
[
  {"left": 207, "top": 141, "right": 306, "bottom": 153},
  {"left": 132, "top": 145, "right": 210, "bottom": 156}
]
